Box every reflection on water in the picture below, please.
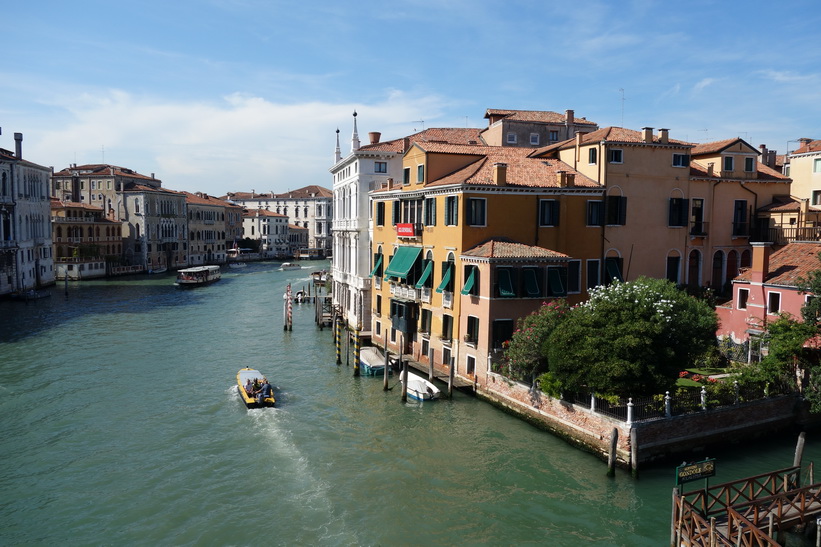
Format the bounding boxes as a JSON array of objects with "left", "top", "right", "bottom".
[{"left": 1, "top": 261, "right": 819, "bottom": 546}]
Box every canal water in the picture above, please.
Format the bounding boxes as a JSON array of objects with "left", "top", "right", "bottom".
[{"left": 1, "top": 261, "right": 818, "bottom": 546}]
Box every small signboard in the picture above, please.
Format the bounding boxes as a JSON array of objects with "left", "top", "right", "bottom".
[
  {"left": 396, "top": 223, "right": 416, "bottom": 237},
  {"left": 676, "top": 458, "right": 716, "bottom": 485}
]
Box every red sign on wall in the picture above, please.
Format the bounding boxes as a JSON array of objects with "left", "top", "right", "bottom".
[{"left": 397, "top": 223, "right": 416, "bottom": 237}]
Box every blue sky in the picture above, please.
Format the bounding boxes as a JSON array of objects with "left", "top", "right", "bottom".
[{"left": 2, "top": 0, "right": 820, "bottom": 197}]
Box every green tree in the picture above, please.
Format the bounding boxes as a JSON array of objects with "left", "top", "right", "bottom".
[
  {"left": 799, "top": 252, "right": 821, "bottom": 326},
  {"left": 546, "top": 277, "right": 718, "bottom": 397},
  {"left": 504, "top": 300, "right": 569, "bottom": 382}
]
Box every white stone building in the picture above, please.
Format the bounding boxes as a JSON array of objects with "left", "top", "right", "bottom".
[{"left": 242, "top": 209, "right": 289, "bottom": 258}]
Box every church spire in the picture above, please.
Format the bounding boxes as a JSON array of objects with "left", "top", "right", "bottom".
[
  {"left": 334, "top": 128, "right": 341, "bottom": 163},
  {"left": 351, "top": 110, "right": 360, "bottom": 152}
]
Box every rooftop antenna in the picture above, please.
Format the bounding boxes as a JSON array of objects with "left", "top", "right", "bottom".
[
  {"left": 413, "top": 120, "right": 425, "bottom": 131},
  {"left": 619, "top": 88, "right": 625, "bottom": 128},
  {"left": 698, "top": 129, "right": 709, "bottom": 142},
  {"left": 101, "top": 145, "right": 105, "bottom": 163}
]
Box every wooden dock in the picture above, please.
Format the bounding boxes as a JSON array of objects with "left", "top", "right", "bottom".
[{"left": 672, "top": 464, "right": 821, "bottom": 545}]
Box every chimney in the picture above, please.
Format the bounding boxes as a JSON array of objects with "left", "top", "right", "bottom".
[
  {"left": 368, "top": 132, "right": 381, "bottom": 145},
  {"left": 556, "top": 170, "right": 566, "bottom": 187},
  {"left": 151, "top": 173, "right": 155, "bottom": 179},
  {"left": 750, "top": 242, "right": 772, "bottom": 284},
  {"left": 565, "top": 109, "right": 574, "bottom": 125},
  {"left": 642, "top": 127, "right": 653, "bottom": 143},
  {"left": 492, "top": 163, "right": 507, "bottom": 186},
  {"left": 658, "top": 128, "right": 669, "bottom": 144},
  {"left": 707, "top": 162, "right": 715, "bottom": 176},
  {"left": 759, "top": 144, "right": 768, "bottom": 160},
  {"left": 565, "top": 173, "right": 575, "bottom": 187},
  {"left": 14, "top": 132, "right": 22, "bottom": 159},
  {"left": 799, "top": 138, "right": 813, "bottom": 148}
]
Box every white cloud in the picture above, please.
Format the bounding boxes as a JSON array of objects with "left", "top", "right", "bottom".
[
  {"left": 13, "top": 89, "right": 449, "bottom": 197},
  {"left": 693, "top": 78, "right": 717, "bottom": 92}
]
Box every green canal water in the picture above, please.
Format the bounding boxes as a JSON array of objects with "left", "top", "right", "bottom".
[{"left": 0, "top": 261, "right": 818, "bottom": 546}]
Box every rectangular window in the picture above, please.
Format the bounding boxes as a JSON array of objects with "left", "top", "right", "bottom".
[
  {"left": 668, "top": 197, "right": 689, "bottom": 227},
  {"left": 417, "top": 164, "right": 425, "bottom": 183},
  {"left": 420, "top": 308, "right": 432, "bottom": 334},
  {"left": 587, "top": 259, "right": 600, "bottom": 290},
  {"left": 461, "top": 265, "right": 479, "bottom": 296},
  {"left": 375, "top": 321, "right": 381, "bottom": 336},
  {"left": 672, "top": 153, "right": 690, "bottom": 167},
  {"left": 506, "top": 133, "right": 517, "bottom": 144},
  {"left": 691, "top": 198, "right": 705, "bottom": 235},
  {"left": 539, "top": 200, "right": 560, "bottom": 227},
  {"left": 530, "top": 133, "right": 539, "bottom": 145},
  {"left": 442, "top": 314, "right": 453, "bottom": 341},
  {"left": 375, "top": 202, "right": 385, "bottom": 226},
  {"left": 547, "top": 267, "right": 567, "bottom": 296},
  {"left": 608, "top": 149, "right": 623, "bottom": 164},
  {"left": 466, "top": 316, "right": 479, "bottom": 344},
  {"left": 375, "top": 161, "right": 387, "bottom": 173},
  {"left": 567, "top": 260, "right": 581, "bottom": 293},
  {"left": 814, "top": 159, "right": 821, "bottom": 173},
  {"left": 549, "top": 130, "right": 559, "bottom": 142},
  {"left": 587, "top": 200, "right": 604, "bottom": 226},
  {"left": 496, "top": 267, "right": 516, "bottom": 298},
  {"left": 424, "top": 197, "right": 436, "bottom": 226},
  {"left": 522, "top": 267, "right": 541, "bottom": 297},
  {"left": 723, "top": 156, "right": 734, "bottom": 171},
  {"left": 738, "top": 288, "right": 749, "bottom": 310},
  {"left": 732, "top": 200, "right": 748, "bottom": 236},
  {"left": 813, "top": 191, "right": 821, "bottom": 206},
  {"left": 744, "top": 157, "right": 755, "bottom": 172},
  {"left": 588, "top": 148, "right": 597, "bottom": 164},
  {"left": 403, "top": 167, "right": 411, "bottom": 185},
  {"left": 768, "top": 292, "right": 781, "bottom": 314},
  {"left": 666, "top": 256, "right": 680, "bottom": 283},
  {"left": 376, "top": 294, "right": 382, "bottom": 314},
  {"left": 445, "top": 196, "right": 459, "bottom": 226},
  {"left": 492, "top": 319, "right": 514, "bottom": 351},
  {"left": 467, "top": 198, "right": 486, "bottom": 226},
  {"left": 606, "top": 195, "right": 627, "bottom": 225},
  {"left": 392, "top": 201, "right": 400, "bottom": 226}
]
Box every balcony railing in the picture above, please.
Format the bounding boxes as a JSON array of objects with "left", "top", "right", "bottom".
[
  {"left": 758, "top": 226, "right": 821, "bottom": 245},
  {"left": 689, "top": 221, "right": 709, "bottom": 237},
  {"left": 442, "top": 291, "right": 453, "bottom": 309},
  {"left": 731, "top": 221, "right": 750, "bottom": 238},
  {"left": 421, "top": 287, "right": 431, "bottom": 303}
]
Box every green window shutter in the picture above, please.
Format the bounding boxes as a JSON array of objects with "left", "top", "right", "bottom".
[
  {"left": 414, "top": 261, "right": 433, "bottom": 289},
  {"left": 369, "top": 254, "right": 383, "bottom": 277},
  {"left": 523, "top": 268, "right": 541, "bottom": 297},
  {"left": 435, "top": 263, "right": 453, "bottom": 293},
  {"left": 498, "top": 268, "right": 515, "bottom": 297},
  {"left": 605, "top": 258, "right": 623, "bottom": 282},
  {"left": 547, "top": 267, "right": 567, "bottom": 297},
  {"left": 461, "top": 267, "right": 477, "bottom": 295}
]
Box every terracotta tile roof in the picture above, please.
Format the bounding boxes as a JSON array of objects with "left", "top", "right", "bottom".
[
  {"left": 53, "top": 164, "right": 159, "bottom": 181},
  {"left": 50, "top": 199, "right": 104, "bottom": 212},
  {"left": 418, "top": 145, "right": 599, "bottom": 189},
  {"left": 735, "top": 242, "right": 821, "bottom": 287},
  {"left": 689, "top": 138, "right": 741, "bottom": 156},
  {"left": 0, "top": 149, "right": 16, "bottom": 161},
  {"left": 791, "top": 139, "right": 821, "bottom": 155},
  {"left": 123, "top": 184, "right": 182, "bottom": 194},
  {"left": 484, "top": 109, "right": 597, "bottom": 126},
  {"left": 531, "top": 127, "right": 690, "bottom": 156},
  {"left": 758, "top": 196, "right": 821, "bottom": 213},
  {"left": 689, "top": 161, "right": 790, "bottom": 182},
  {"left": 182, "top": 191, "right": 233, "bottom": 206},
  {"left": 288, "top": 223, "right": 308, "bottom": 230},
  {"left": 355, "top": 128, "right": 486, "bottom": 154},
  {"left": 462, "top": 238, "right": 569, "bottom": 259},
  {"left": 275, "top": 185, "right": 332, "bottom": 199}
]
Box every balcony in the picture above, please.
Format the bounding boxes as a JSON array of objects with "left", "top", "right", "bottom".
[
  {"left": 390, "top": 283, "right": 419, "bottom": 301},
  {"left": 731, "top": 222, "right": 750, "bottom": 238},
  {"left": 758, "top": 226, "right": 821, "bottom": 245},
  {"left": 689, "top": 221, "right": 709, "bottom": 237},
  {"left": 420, "top": 287, "right": 431, "bottom": 303},
  {"left": 442, "top": 291, "right": 453, "bottom": 309}
]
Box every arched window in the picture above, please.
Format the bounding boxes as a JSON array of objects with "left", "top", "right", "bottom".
[
  {"left": 712, "top": 250, "right": 724, "bottom": 290},
  {"left": 727, "top": 250, "right": 739, "bottom": 280},
  {"left": 740, "top": 249, "right": 752, "bottom": 269}
]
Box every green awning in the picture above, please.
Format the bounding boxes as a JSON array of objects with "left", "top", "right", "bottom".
[
  {"left": 498, "top": 269, "right": 515, "bottom": 297},
  {"left": 368, "top": 254, "right": 383, "bottom": 278},
  {"left": 435, "top": 264, "right": 452, "bottom": 293},
  {"left": 384, "top": 246, "right": 422, "bottom": 279},
  {"left": 606, "top": 259, "right": 623, "bottom": 282},
  {"left": 461, "top": 267, "right": 476, "bottom": 295},
  {"left": 414, "top": 261, "right": 433, "bottom": 289},
  {"left": 547, "top": 268, "right": 566, "bottom": 297},
  {"left": 523, "top": 268, "right": 540, "bottom": 297}
]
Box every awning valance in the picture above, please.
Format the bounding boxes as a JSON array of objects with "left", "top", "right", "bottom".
[{"left": 384, "top": 246, "right": 422, "bottom": 279}]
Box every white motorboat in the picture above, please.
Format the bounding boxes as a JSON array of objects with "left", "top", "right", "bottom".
[
  {"left": 280, "top": 262, "right": 301, "bottom": 271},
  {"left": 402, "top": 371, "right": 440, "bottom": 401}
]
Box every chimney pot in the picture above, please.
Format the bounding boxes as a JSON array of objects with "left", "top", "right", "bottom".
[
  {"left": 565, "top": 109, "right": 574, "bottom": 125},
  {"left": 658, "top": 128, "right": 669, "bottom": 144},
  {"left": 751, "top": 242, "right": 772, "bottom": 284},
  {"left": 368, "top": 132, "right": 381, "bottom": 145},
  {"left": 556, "top": 170, "right": 567, "bottom": 187},
  {"left": 14, "top": 132, "right": 22, "bottom": 159},
  {"left": 493, "top": 163, "right": 507, "bottom": 186},
  {"left": 642, "top": 127, "right": 653, "bottom": 143},
  {"left": 707, "top": 162, "right": 715, "bottom": 176}
]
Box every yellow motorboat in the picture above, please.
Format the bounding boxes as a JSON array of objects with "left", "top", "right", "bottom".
[{"left": 237, "top": 368, "right": 275, "bottom": 408}]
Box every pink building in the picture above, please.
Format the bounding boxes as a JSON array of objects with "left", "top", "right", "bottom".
[{"left": 717, "top": 241, "right": 821, "bottom": 344}]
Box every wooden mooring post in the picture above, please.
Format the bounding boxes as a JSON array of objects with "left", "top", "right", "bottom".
[
  {"left": 400, "top": 334, "right": 408, "bottom": 402},
  {"left": 607, "top": 428, "right": 618, "bottom": 477},
  {"left": 795, "top": 431, "right": 807, "bottom": 469},
  {"left": 383, "top": 344, "right": 390, "bottom": 391},
  {"left": 353, "top": 329, "right": 360, "bottom": 376}
]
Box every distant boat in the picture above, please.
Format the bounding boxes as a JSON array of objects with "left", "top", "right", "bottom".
[
  {"left": 147, "top": 267, "right": 167, "bottom": 274},
  {"left": 402, "top": 371, "right": 440, "bottom": 401},
  {"left": 8, "top": 289, "right": 51, "bottom": 301},
  {"left": 175, "top": 265, "right": 222, "bottom": 286},
  {"left": 280, "top": 262, "right": 301, "bottom": 271},
  {"left": 228, "top": 262, "right": 247, "bottom": 269}
]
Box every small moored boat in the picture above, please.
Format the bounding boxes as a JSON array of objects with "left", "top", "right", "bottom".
[
  {"left": 402, "top": 371, "right": 440, "bottom": 401},
  {"left": 175, "top": 265, "right": 221, "bottom": 286},
  {"left": 236, "top": 368, "right": 275, "bottom": 408},
  {"left": 360, "top": 346, "right": 391, "bottom": 376},
  {"left": 148, "top": 267, "right": 167, "bottom": 274}
]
